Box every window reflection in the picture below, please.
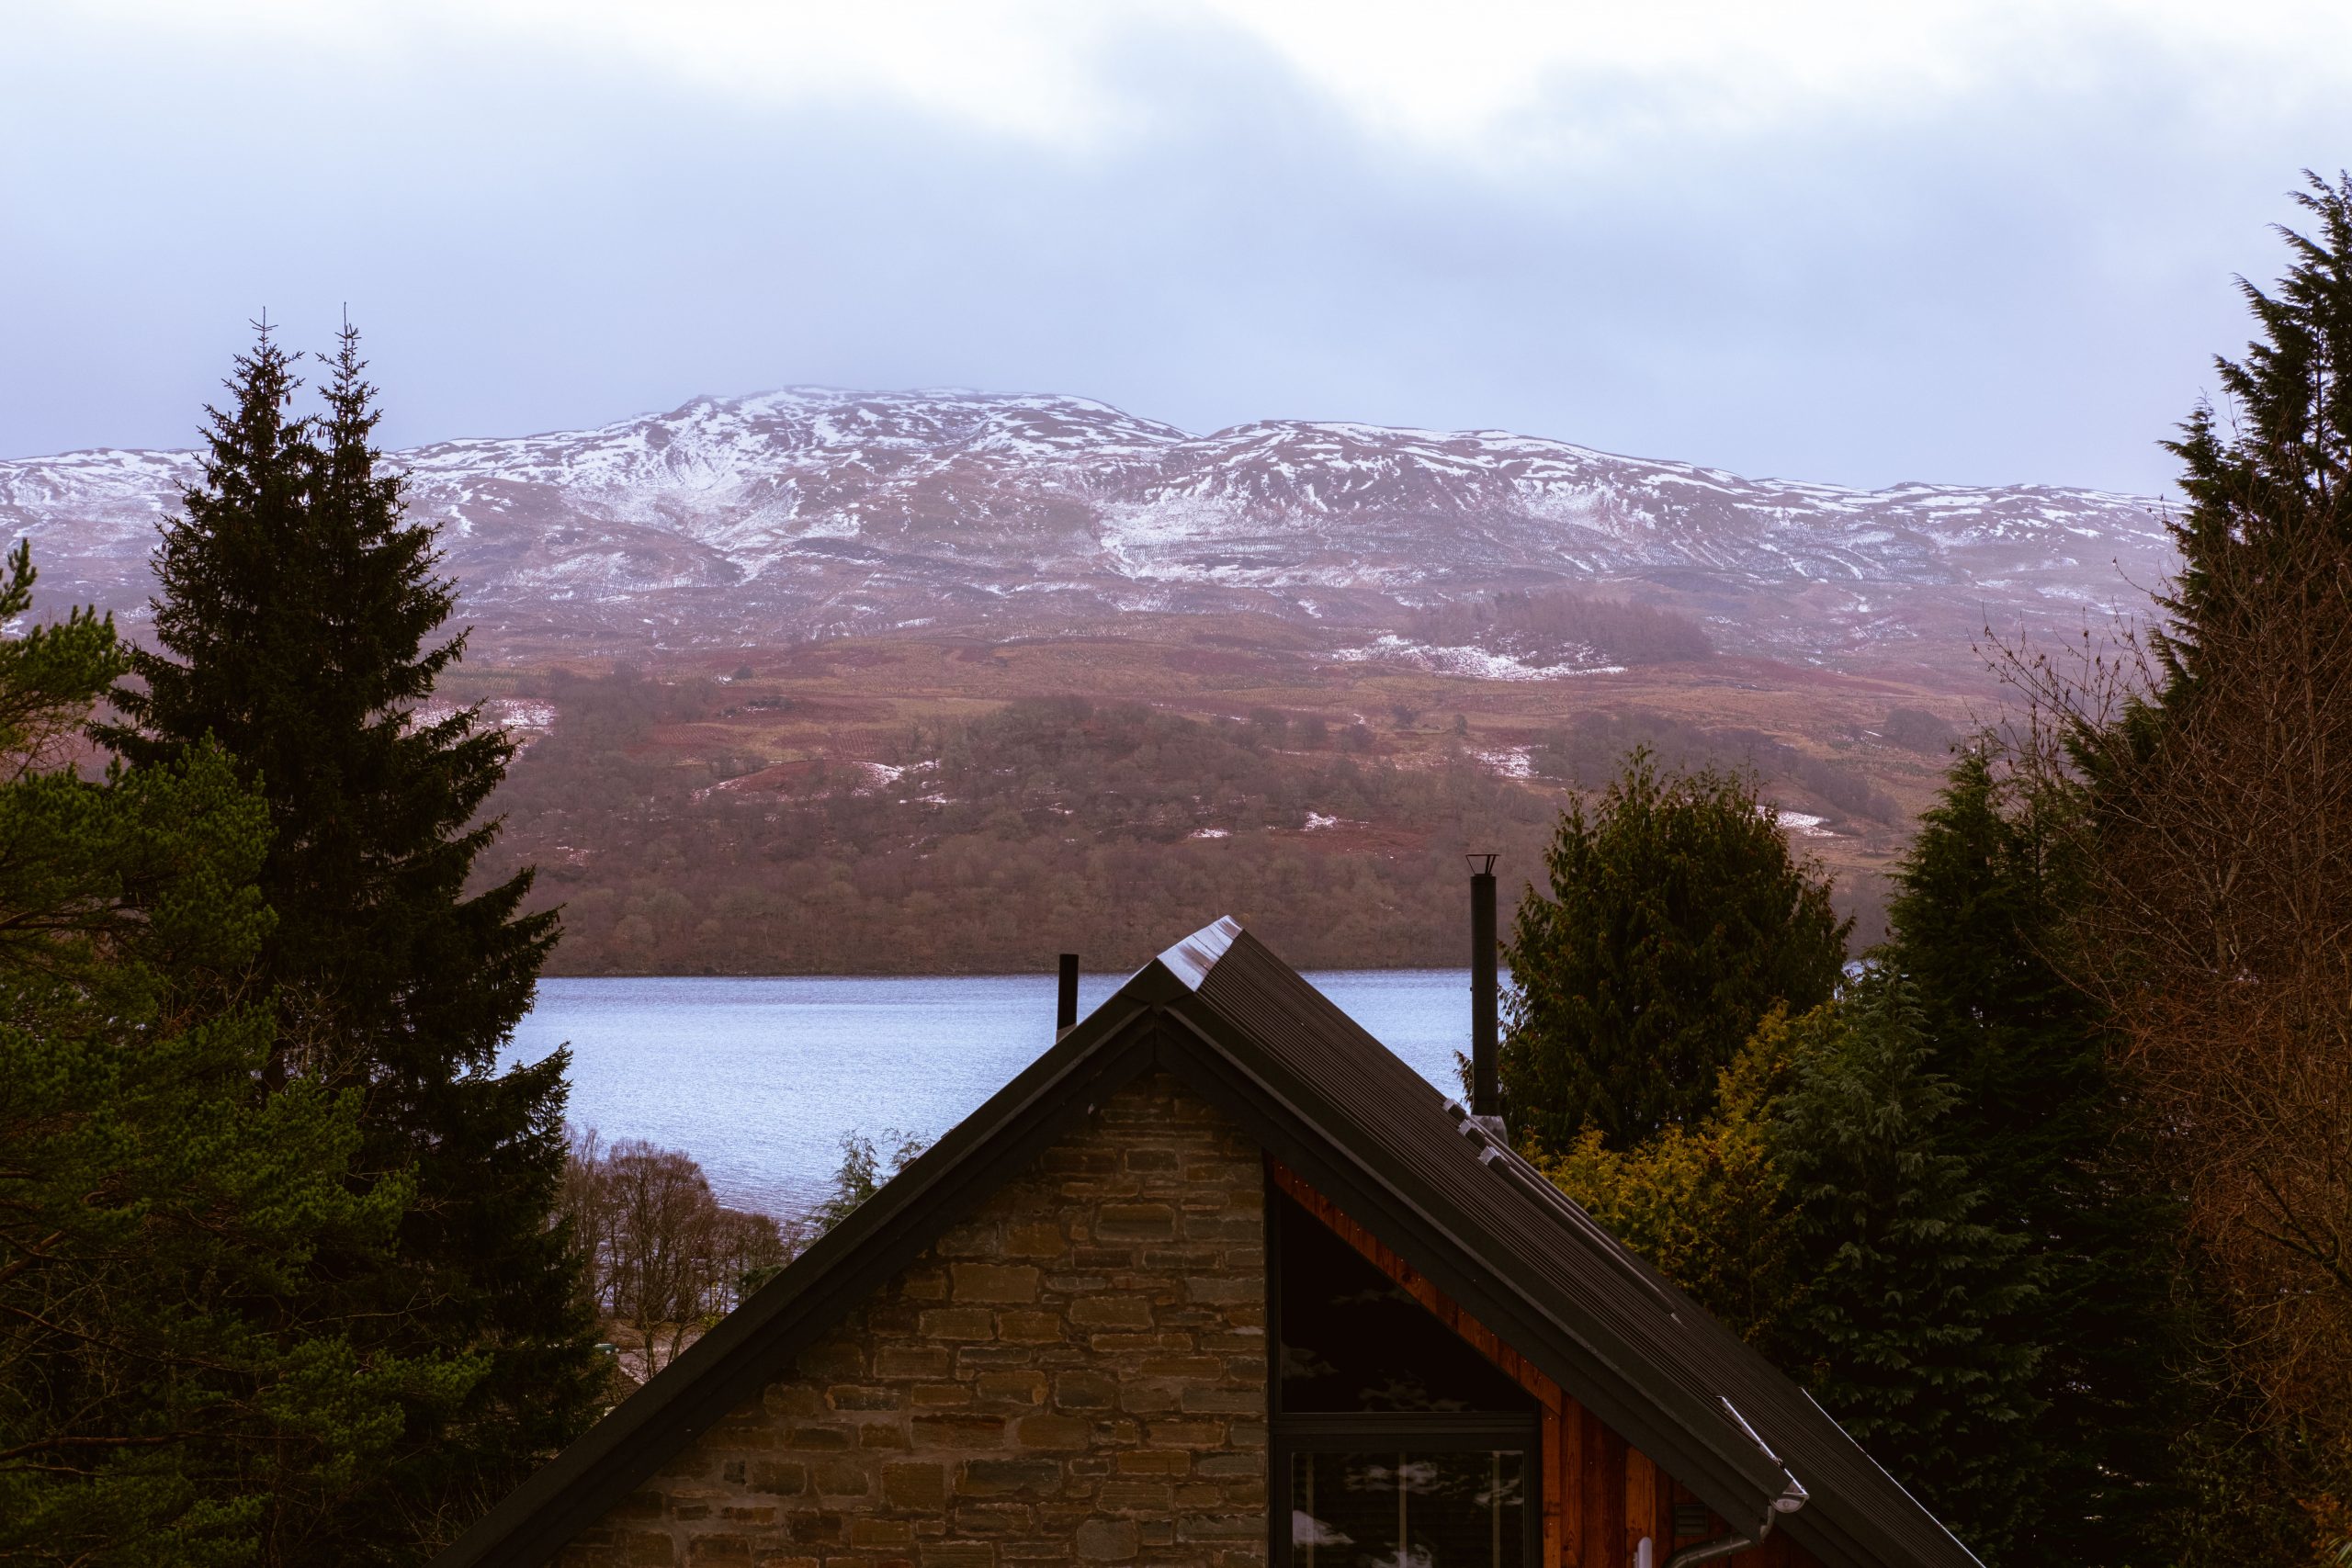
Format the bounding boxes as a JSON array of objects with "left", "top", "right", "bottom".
[{"left": 1290, "top": 1450, "right": 1527, "bottom": 1568}]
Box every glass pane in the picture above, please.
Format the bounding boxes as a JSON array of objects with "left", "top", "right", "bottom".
[
  {"left": 1290, "top": 1450, "right": 1527, "bottom": 1567},
  {"left": 1278, "top": 1193, "right": 1538, "bottom": 1413}
]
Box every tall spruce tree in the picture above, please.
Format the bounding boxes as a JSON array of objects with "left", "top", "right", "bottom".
[
  {"left": 1882, "top": 745, "right": 2186, "bottom": 1562},
  {"left": 1499, "top": 749, "right": 1848, "bottom": 1153},
  {"left": 102, "top": 323, "right": 596, "bottom": 1558},
  {"left": 0, "top": 540, "right": 481, "bottom": 1566},
  {"left": 1770, "top": 977, "right": 2042, "bottom": 1563},
  {"left": 2158, "top": 169, "right": 2352, "bottom": 707}
]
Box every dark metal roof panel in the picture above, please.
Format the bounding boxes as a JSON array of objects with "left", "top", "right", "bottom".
[{"left": 1182, "top": 926, "right": 1980, "bottom": 1568}]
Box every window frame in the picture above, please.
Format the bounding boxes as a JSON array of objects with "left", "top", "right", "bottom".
[{"left": 1266, "top": 1179, "right": 1545, "bottom": 1568}]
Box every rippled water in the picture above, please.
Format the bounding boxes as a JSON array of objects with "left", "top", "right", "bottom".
[{"left": 504, "top": 969, "right": 1474, "bottom": 1216}]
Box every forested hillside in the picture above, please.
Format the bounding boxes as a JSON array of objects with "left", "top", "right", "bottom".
[{"left": 474, "top": 649, "right": 1932, "bottom": 974}]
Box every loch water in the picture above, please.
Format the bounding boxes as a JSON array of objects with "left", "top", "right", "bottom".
[{"left": 504, "top": 969, "right": 1475, "bottom": 1217}]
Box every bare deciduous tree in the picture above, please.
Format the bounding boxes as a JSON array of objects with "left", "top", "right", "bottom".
[
  {"left": 556, "top": 1127, "right": 797, "bottom": 1378},
  {"left": 2001, "top": 513, "right": 2352, "bottom": 1467}
]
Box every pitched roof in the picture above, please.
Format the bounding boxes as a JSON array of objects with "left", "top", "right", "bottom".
[{"left": 437, "top": 918, "right": 1979, "bottom": 1568}]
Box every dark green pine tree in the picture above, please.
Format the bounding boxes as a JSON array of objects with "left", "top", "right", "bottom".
[
  {"left": 1882, "top": 745, "right": 2187, "bottom": 1562},
  {"left": 1770, "top": 976, "right": 2042, "bottom": 1564},
  {"left": 103, "top": 322, "right": 597, "bottom": 1558},
  {"left": 2157, "top": 169, "right": 2352, "bottom": 707},
  {"left": 1498, "top": 748, "right": 1848, "bottom": 1153}
]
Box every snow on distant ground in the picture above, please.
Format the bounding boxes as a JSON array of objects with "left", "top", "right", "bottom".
[
  {"left": 1775, "top": 808, "right": 1836, "bottom": 838},
  {"left": 1330, "top": 636, "right": 1624, "bottom": 682},
  {"left": 1477, "top": 746, "right": 1537, "bottom": 779}
]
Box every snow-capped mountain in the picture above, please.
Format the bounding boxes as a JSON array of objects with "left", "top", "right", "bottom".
[{"left": 0, "top": 388, "right": 2172, "bottom": 668}]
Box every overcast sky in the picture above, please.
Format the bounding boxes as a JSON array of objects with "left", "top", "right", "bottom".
[{"left": 4, "top": 1, "right": 2347, "bottom": 492}]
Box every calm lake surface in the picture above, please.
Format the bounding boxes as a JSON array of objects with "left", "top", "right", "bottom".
[{"left": 504, "top": 969, "right": 1474, "bottom": 1216}]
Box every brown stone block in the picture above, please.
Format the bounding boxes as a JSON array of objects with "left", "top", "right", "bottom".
[
  {"left": 813, "top": 1457, "right": 872, "bottom": 1496},
  {"left": 882, "top": 1460, "right": 948, "bottom": 1508},
  {"left": 993, "top": 1310, "right": 1065, "bottom": 1344},
  {"left": 1069, "top": 1247, "right": 1133, "bottom": 1269},
  {"left": 910, "top": 1382, "right": 972, "bottom": 1408},
  {"left": 1002, "top": 1220, "right": 1065, "bottom": 1257},
  {"left": 912, "top": 1412, "right": 1007, "bottom": 1450},
  {"left": 1137, "top": 1247, "right": 1220, "bottom": 1270},
  {"left": 875, "top": 1344, "right": 953, "bottom": 1380},
  {"left": 785, "top": 1426, "right": 854, "bottom": 1450},
  {"left": 1145, "top": 1419, "right": 1227, "bottom": 1450},
  {"left": 684, "top": 1535, "right": 753, "bottom": 1566},
  {"left": 749, "top": 1461, "right": 809, "bottom": 1495},
  {"left": 609, "top": 1489, "right": 667, "bottom": 1519},
  {"left": 828, "top": 1384, "right": 903, "bottom": 1411},
  {"left": 621, "top": 1532, "right": 677, "bottom": 1567},
  {"left": 1180, "top": 1387, "right": 1261, "bottom": 1414},
  {"left": 1115, "top": 1382, "right": 1180, "bottom": 1416},
  {"left": 1051, "top": 1370, "right": 1119, "bottom": 1410},
  {"left": 1193, "top": 1452, "right": 1263, "bottom": 1478},
  {"left": 1041, "top": 1271, "right": 1110, "bottom": 1293},
  {"left": 948, "top": 1500, "right": 1036, "bottom": 1536},
  {"left": 951, "top": 1264, "right": 1041, "bottom": 1303},
  {"left": 1183, "top": 1275, "right": 1258, "bottom": 1305},
  {"left": 935, "top": 1219, "right": 1000, "bottom": 1258},
  {"left": 975, "top": 1370, "right": 1048, "bottom": 1406},
  {"left": 1136, "top": 1355, "right": 1222, "bottom": 1381},
  {"left": 899, "top": 1269, "right": 951, "bottom": 1302},
  {"left": 1114, "top": 1448, "right": 1192, "bottom": 1477},
  {"left": 1073, "top": 1518, "right": 1141, "bottom": 1561},
  {"left": 920, "top": 1543, "right": 998, "bottom": 1567},
  {"left": 917, "top": 1307, "right": 997, "bottom": 1340},
  {"left": 786, "top": 1509, "right": 844, "bottom": 1545},
  {"left": 849, "top": 1516, "right": 916, "bottom": 1548},
  {"left": 1013, "top": 1413, "right": 1093, "bottom": 1450},
  {"left": 956, "top": 1344, "right": 1039, "bottom": 1371},
  {"left": 1095, "top": 1205, "right": 1177, "bottom": 1241},
  {"left": 1068, "top": 1295, "right": 1154, "bottom": 1329},
  {"left": 956, "top": 1457, "right": 1062, "bottom": 1495},
  {"left": 1097, "top": 1477, "right": 1174, "bottom": 1511},
  {"left": 1088, "top": 1332, "right": 1193, "bottom": 1354}
]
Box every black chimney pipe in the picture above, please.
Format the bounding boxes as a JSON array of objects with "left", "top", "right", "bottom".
[
  {"left": 1057, "top": 953, "right": 1080, "bottom": 1033},
  {"left": 1469, "top": 855, "right": 1499, "bottom": 1121}
]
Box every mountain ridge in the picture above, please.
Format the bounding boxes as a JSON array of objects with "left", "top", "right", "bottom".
[{"left": 0, "top": 388, "right": 2172, "bottom": 673}]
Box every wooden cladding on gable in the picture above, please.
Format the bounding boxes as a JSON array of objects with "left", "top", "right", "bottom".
[{"left": 1269, "top": 1159, "right": 1811, "bottom": 1568}]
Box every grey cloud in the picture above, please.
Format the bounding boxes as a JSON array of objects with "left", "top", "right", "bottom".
[{"left": 0, "top": 7, "right": 2337, "bottom": 493}]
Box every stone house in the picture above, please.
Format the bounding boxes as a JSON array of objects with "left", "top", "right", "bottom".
[{"left": 437, "top": 917, "right": 1977, "bottom": 1568}]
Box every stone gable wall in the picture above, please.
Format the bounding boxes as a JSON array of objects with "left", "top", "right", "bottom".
[{"left": 558, "top": 1072, "right": 1268, "bottom": 1568}]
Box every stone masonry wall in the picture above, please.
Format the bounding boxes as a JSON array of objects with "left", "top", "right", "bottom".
[{"left": 558, "top": 1072, "right": 1268, "bottom": 1568}]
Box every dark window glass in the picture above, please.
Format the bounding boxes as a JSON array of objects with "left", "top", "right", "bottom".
[
  {"left": 1276, "top": 1192, "right": 1538, "bottom": 1414},
  {"left": 1289, "top": 1449, "right": 1528, "bottom": 1568}
]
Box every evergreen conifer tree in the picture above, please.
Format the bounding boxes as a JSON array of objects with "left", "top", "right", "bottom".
[
  {"left": 101, "top": 322, "right": 596, "bottom": 1556},
  {"left": 0, "top": 542, "right": 478, "bottom": 1566},
  {"left": 1883, "top": 745, "right": 2185, "bottom": 1562},
  {"left": 1499, "top": 749, "right": 1848, "bottom": 1153},
  {"left": 2157, "top": 169, "right": 2352, "bottom": 707},
  {"left": 1770, "top": 978, "right": 2041, "bottom": 1563}
]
